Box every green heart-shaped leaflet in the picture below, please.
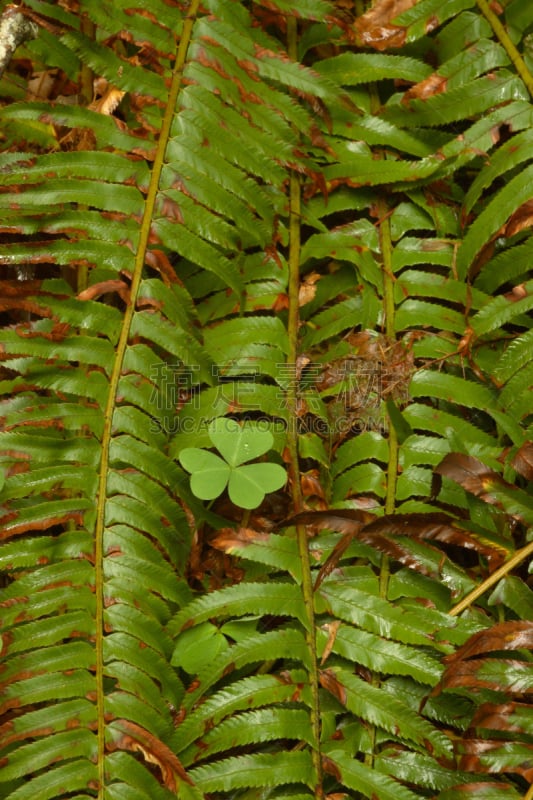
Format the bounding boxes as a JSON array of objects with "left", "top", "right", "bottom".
[
  {"left": 178, "top": 448, "right": 230, "bottom": 500},
  {"left": 208, "top": 417, "right": 274, "bottom": 467},
  {"left": 228, "top": 462, "right": 287, "bottom": 509}
]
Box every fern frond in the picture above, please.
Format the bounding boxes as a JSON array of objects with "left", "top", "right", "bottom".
[
  {"left": 170, "top": 582, "right": 309, "bottom": 634},
  {"left": 189, "top": 751, "right": 315, "bottom": 793},
  {"left": 322, "top": 666, "right": 451, "bottom": 755}
]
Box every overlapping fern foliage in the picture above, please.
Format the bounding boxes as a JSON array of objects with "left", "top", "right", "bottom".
[{"left": 1, "top": 0, "right": 533, "bottom": 798}]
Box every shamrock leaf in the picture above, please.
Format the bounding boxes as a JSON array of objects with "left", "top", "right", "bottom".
[
  {"left": 207, "top": 417, "right": 275, "bottom": 466},
  {"left": 178, "top": 448, "right": 230, "bottom": 501},
  {"left": 228, "top": 462, "right": 288, "bottom": 509},
  {"left": 178, "top": 418, "right": 286, "bottom": 509}
]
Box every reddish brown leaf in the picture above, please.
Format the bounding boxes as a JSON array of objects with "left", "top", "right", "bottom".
[
  {"left": 319, "top": 668, "right": 347, "bottom": 705},
  {"left": 457, "top": 738, "right": 533, "bottom": 781},
  {"left": 15, "top": 320, "right": 70, "bottom": 341},
  {"left": 108, "top": 719, "right": 192, "bottom": 790},
  {"left": 470, "top": 701, "right": 532, "bottom": 734},
  {"left": 356, "top": 530, "right": 446, "bottom": 578},
  {"left": 77, "top": 280, "right": 130, "bottom": 303},
  {"left": 0, "top": 510, "right": 85, "bottom": 540},
  {"left": 402, "top": 73, "right": 448, "bottom": 104},
  {"left": 17, "top": 5, "right": 69, "bottom": 36},
  {"left": 503, "top": 283, "right": 528, "bottom": 302},
  {"left": 281, "top": 508, "right": 375, "bottom": 535},
  {"left": 353, "top": 0, "right": 417, "bottom": 50},
  {"left": 320, "top": 620, "right": 342, "bottom": 665},
  {"left": 313, "top": 523, "right": 371, "bottom": 591},
  {"left": 283, "top": 508, "right": 504, "bottom": 574},
  {"left": 436, "top": 453, "right": 524, "bottom": 515},
  {"left": 322, "top": 756, "right": 343, "bottom": 783},
  {"left": 437, "top": 657, "right": 532, "bottom": 695},
  {"left": 362, "top": 513, "right": 506, "bottom": 568},
  {"left": 0, "top": 279, "right": 42, "bottom": 296},
  {"left": 511, "top": 442, "right": 533, "bottom": 481},
  {"left": 210, "top": 526, "right": 272, "bottom": 553},
  {"left": 504, "top": 199, "right": 533, "bottom": 238},
  {"left": 443, "top": 621, "right": 533, "bottom": 664},
  {"left": 144, "top": 249, "right": 180, "bottom": 285},
  {"left": 272, "top": 293, "right": 289, "bottom": 311},
  {"left": 300, "top": 470, "right": 327, "bottom": 505},
  {"left": 436, "top": 453, "right": 495, "bottom": 495}
]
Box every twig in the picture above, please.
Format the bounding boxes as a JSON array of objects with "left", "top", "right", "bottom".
[
  {"left": 449, "top": 540, "right": 533, "bottom": 617},
  {"left": 476, "top": 0, "right": 533, "bottom": 99}
]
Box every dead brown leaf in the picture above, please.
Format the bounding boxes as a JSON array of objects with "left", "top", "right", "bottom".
[
  {"left": 353, "top": 0, "right": 417, "bottom": 50},
  {"left": 298, "top": 271, "right": 320, "bottom": 307},
  {"left": 443, "top": 621, "right": 533, "bottom": 664},
  {"left": 319, "top": 667, "right": 348, "bottom": 705},
  {"left": 511, "top": 442, "right": 533, "bottom": 481},
  {"left": 320, "top": 620, "right": 342, "bottom": 665},
  {"left": 402, "top": 73, "right": 448, "bottom": 104},
  {"left": 458, "top": 737, "right": 533, "bottom": 781},
  {"left": 470, "top": 701, "right": 532, "bottom": 734},
  {"left": 144, "top": 249, "right": 180, "bottom": 285},
  {"left": 211, "top": 526, "right": 272, "bottom": 553},
  {"left": 78, "top": 280, "right": 130, "bottom": 304},
  {"left": 108, "top": 719, "right": 192, "bottom": 790},
  {"left": 436, "top": 657, "right": 531, "bottom": 695}
]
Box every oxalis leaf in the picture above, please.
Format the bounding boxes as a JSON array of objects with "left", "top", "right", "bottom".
[
  {"left": 178, "top": 418, "right": 286, "bottom": 509},
  {"left": 178, "top": 449, "right": 230, "bottom": 501},
  {"left": 208, "top": 417, "right": 275, "bottom": 466}
]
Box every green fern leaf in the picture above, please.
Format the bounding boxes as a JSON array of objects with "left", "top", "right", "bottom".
[
  {"left": 254, "top": 0, "right": 330, "bottom": 17},
  {"left": 328, "top": 748, "right": 422, "bottom": 800},
  {"left": 182, "top": 707, "right": 315, "bottom": 763},
  {"left": 375, "top": 749, "right": 473, "bottom": 792},
  {"left": 458, "top": 164, "right": 533, "bottom": 278},
  {"left": 316, "top": 581, "right": 458, "bottom": 648},
  {"left": 0, "top": 760, "right": 99, "bottom": 800},
  {"left": 494, "top": 328, "right": 533, "bottom": 383},
  {"left": 318, "top": 623, "right": 442, "bottom": 684},
  {"left": 471, "top": 279, "right": 533, "bottom": 337},
  {"left": 170, "top": 582, "right": 309, "bottom": 637},
  {"left": 316, "top": 53, "right": 431, "bottom": 85},
  {"left": 464, "top": 129, "right": 533, "bottom": 214},
  {"left": 410, "top": 371, "right": 497, "bottom": 411},
  {"left": 189, "top": 751, "right": 315, "bottom": 792},
  {"left": 211, "top": 529, "right": 303, "bottom": 581},
  {"left": 172, "top": 671, "right": 309, "bottom": 753},
  {"left": 322, "top": 668, "right": 451, "bottom": 756}
]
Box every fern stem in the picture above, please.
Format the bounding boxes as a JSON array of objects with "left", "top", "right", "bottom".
[
  {"left": 285, "top": 15, "right": 323, "bottom": 797},
  {"left": 449, "top": 539, "right": 533, "bottom": 617},
  {"left": 92, "top": 3, "right": 202, "bottom": 795},
  {"left": 380, "top": 209, "right": 395, "bottom": 597},
  {"left": 380, "top": 208, "right": 397, "bottom": 520},
  {"left": 79, "top": 15, "right": 95, "bottom": 106},
  {"left": 363, "top": 204, "right": 396, "bottom": 774},
  {"left": 476, "top": 0, "right": 533, "bottom": 99}
]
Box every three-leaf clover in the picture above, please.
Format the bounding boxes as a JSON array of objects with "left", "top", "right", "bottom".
[{"left": 178, "top": 418, "right": 286, "bottom": 510}]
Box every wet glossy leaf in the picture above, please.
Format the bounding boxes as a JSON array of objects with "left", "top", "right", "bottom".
[
  {"left": 436, "top": 784, "right": 522, "bottom": 799},
  {"left": 189, "top": 751, "right": 315, "bottom": 792},
  {"left": 443, "top": 621, "right": 533, "bottom": 664}
]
